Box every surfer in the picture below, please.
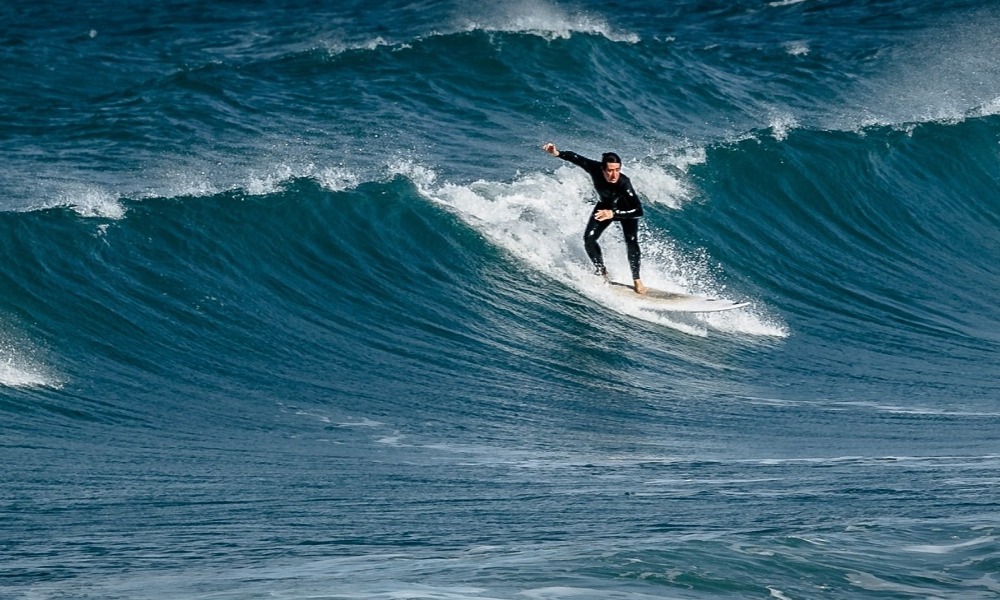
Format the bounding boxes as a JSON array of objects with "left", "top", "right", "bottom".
[{"left": 542, "top": 142, "right": 646, "bottom": 294}]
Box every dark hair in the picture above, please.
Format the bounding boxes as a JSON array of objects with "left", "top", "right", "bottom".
[{"left": 601, "top": 152, "right": 622, "bottom": 166}]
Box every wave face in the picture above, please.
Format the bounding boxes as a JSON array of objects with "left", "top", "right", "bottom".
[{"left": 3, "top": 1, "right": 1000, "bottom": 598}]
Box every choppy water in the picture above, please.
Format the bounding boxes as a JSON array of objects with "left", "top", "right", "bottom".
[{"left": 3, "top": 1, "right": 1000, "bottom": 598}]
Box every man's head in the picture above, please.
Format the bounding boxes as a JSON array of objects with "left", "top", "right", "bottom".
[{"left": 601, "top": 152, "right": 622, "bottom": 183}]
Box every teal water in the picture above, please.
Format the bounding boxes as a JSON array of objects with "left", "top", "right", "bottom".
[{"left": 2, "top": 1, "right": 999, "bottom": 598}]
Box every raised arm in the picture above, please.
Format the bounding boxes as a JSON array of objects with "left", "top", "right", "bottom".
[{"left": 541, "top": 142, "right": 598, "bottom": 170}]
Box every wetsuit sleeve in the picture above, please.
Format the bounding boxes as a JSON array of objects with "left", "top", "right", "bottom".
[{"left": 556, "top": 150, "right": 601, "bottom": 172}]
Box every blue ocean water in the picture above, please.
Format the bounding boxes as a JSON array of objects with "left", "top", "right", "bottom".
[{"left": 2, "top": 0, "right": 1000, "bottom": 598}]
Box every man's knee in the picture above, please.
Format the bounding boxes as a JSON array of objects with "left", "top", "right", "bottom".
[{"left": 584, "top": 228, "right": 602, "bottom": 246}]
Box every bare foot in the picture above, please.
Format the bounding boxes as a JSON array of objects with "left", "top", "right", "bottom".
[{"left": 633, "top": 279, "right": 647, "bottom": 294}]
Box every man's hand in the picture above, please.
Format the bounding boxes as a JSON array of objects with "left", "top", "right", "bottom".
[
  {"left": 594, "top": 209, "right": 614, "bottom": 221},
  {"left": 542, "top": 142, "right": 559, "bottom": 157}
]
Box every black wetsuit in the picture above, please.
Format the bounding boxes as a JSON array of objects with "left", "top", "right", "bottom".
[{"left": 556, "top": 150, "right": 644, "bottom": 280}]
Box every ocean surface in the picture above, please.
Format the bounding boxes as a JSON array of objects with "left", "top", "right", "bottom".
[{"left": 3, "top": 1, "right": 1000, "bottom": 598}]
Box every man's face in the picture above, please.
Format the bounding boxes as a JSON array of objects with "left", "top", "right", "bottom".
[{"left": 602, "top": 162, "right": 621, "bottom": 184}]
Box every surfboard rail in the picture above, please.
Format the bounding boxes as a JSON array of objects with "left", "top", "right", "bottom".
[{"left": 607, "top": 281, "right": 749, "bottom": 313}]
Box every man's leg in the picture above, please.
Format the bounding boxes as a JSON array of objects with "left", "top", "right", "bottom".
[
  {"left": 620, "top": 219, "right": 645, "bottom": 293},
  {"left": 584, "top": 215, "right": 612, "bottom": 278}
]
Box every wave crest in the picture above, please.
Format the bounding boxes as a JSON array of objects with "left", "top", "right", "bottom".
[{"left": 456, "top": 0, "right": 640, "bottom": 43}]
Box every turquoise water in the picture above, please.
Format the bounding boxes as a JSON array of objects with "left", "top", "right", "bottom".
[{"left": 2, "top": 1, "right": 999, "bottom": 598}]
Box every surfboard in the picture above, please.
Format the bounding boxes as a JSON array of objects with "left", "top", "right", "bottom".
[{"left": 607, "top": 282, "right": 750, "bottom": 313}]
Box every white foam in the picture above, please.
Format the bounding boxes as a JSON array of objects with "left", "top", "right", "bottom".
[
  {"left": 0, "top": 335, "right": 60, "bottom": 389},
  {"left": 665, "top": 145, "right": 708, "bottom": 174},
  {"left": 0, "top": 361, "right": 55, "bottom": 389},
  {"left": 24, "top": 157, "right": 366, "bottom": 218},
  {"left": 768, "top": 113, "right": 800, "bottom": 141},
  {"left": 53, "top": 185, "right": 126, "bottom": 220},
  {"left": 317, "top": 165, "right": 362, "bottom": 192},
  {"left": 320, "top": 35, "right": 408, "bottom": 58},
  {"left": 388, "top": 159, "right": 438, "bottom": 188},
  {"left": 457, "top": 0, "right": 640, "bottom": 43},
  {"left": 318, "top": 0, "right": 640, "bottom": 60},
  {"left": 783, "top": 40, "right": 810, "bottom": 56},
  {"left": 626, "top": 162, "right": 692, "bottom": 210},
  {"left": 973, "top": 95, "right": 1000, "bottom": 117},
  {"left": 146, "top": 159, "right": 366, "bottom": 200},
  {"left": 411, "top": 158, "right": 786, "bottom": 337},
  {"left": 245, "top": 163, "right": 297, "bottom": 196}
]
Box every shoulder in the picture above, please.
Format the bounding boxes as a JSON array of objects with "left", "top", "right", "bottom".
[{"left": 619, "top": 174, "right": 636, "bottom": 192}]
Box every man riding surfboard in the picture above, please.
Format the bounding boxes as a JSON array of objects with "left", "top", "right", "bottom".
[{"left": 542, "top": 142, "right": 646, "bottom": 294}]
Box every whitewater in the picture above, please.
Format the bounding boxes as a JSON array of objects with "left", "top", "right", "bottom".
[{"left": 2, "top": 1, "right": 999, "bottom": 599}]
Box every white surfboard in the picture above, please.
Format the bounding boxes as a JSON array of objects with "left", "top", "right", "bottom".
[{"left": 608, "top": 282, "right": 749, "bottom": 313}]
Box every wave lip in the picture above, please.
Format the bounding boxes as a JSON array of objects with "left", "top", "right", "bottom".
[{"left": 456, "top": 2, "right": 641, "bottom": 43}]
